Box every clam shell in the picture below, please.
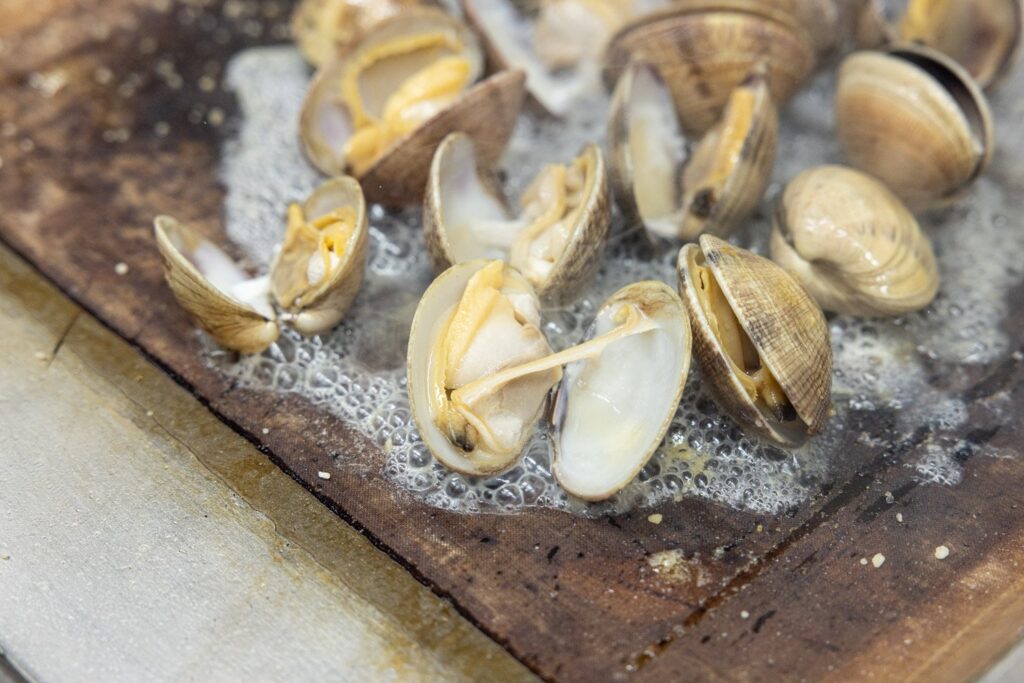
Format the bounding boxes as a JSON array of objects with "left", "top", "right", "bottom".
[
  {"left": 552, "top": 280, "right": 691, "bottom": 501},
  {"left": 608, "top": 61, "right": 777, "bottom": 241},
  {"left": 290, "top": 0, "right": 426, "bottom": 67},
  {"left": 270, "top": 176, "right": 369, "bottom": 335},
  {"left": 423, "top": 132, "right": 610, "bottom": 304},
  {"left": 855, "top": 0, "right": 1022, "bottom": 88},
  {"left": 407, "top": 260, "right": 552, "bottom": 475},
  {"left": 298, "top": 8, "right": 525, "bottom": 205},
  {"left": 677, "top": 235, "right": 832, "bottom": 446},
  {"left": 770, "top": 165, "right": 939, "bottom": 317},
  {"left": 154, "top": 216, "right": 280, "bottom": 354},
  {"left": 835, "top": 44, "right": 994, "bottom": 211},
  {"left": 603, "top": 0, "right": 815, "bottom": 135}
]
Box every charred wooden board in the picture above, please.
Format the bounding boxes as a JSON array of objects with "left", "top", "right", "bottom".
[{"left": 2, "top": 2, "right": 1023, "bottom": 680}]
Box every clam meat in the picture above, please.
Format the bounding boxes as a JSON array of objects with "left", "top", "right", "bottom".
[
  {"left": 771, "top": 165, "right": 939, "bottom": 318},
  {"left": 678, "top": 235, "right": 832, "bottom": 446},
  {"left": 608, "top": 61, "right": 777, "bottom": 241},
  {"left": 424, "top": 133, "right": 610, "bottom": 302}
]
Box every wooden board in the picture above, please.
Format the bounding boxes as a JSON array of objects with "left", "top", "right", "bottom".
[{"left": 2, "top": 2, "right": 1023, "bottom": 680}]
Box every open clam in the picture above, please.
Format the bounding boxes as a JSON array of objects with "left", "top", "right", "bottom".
[
  {"left": 770, "top": 165, "right": 939, "bottom": 318},
  {"left": 603, "top": 0, "right": 815, "bottom": 135},
  {"left": 154, "top": 177, "right": 369, "bottom": 353},
  {"left": 608, "top": 61, "right": 777, "bottom": 241},
  {"left": 855, "top": 0, "right": 1022, "bottom": 88},
  {"left": 408, "top": 259, "right": 691, "bottom": 497},
  {"left": 423, "top": 133, "right": 610, "bottom": 303},
  {"left": 552, "top": 280, "right": 691, "bottom": 501},
  {"left": 677, "top": 235, "right": 832, "bottom": 446},
  {"left": 835, "top": 44, "right": 994, "bottom": 211},
  {"left": 299, "top": 7, "right": 526, "bottom": 205},
  {"left": 461, "top": 0, "right": 661, "bottom": 115},
  {"left": 290, "top": 0, "right": 427, "bottom": 67}
]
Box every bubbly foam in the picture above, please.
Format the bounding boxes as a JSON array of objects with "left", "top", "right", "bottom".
[{"left": 211, "top": 46, "right": 1024, "bottom": 515}]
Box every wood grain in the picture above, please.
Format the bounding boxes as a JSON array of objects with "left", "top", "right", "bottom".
[{"left": 2, "top": 2, "right": 1023, "bottom": 680}]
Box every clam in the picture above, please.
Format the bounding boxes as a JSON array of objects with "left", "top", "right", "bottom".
[
  {"left": 835, "top": 44, "right": 994, "bottom": 211},
  {"left": 855, "top": 0, "right": 1022, "bottom": 88},
  {"left": 461, "top": 0, "right": 661, "bottom": 115},
  {"left": 299, "top": 7, "right": 526, "bottom": 205},
  {"left": 552, "top": 280, "right": 691, "bottom": 501},
  {"left": 154, "top": 177, "right": 369, "bottom": 353},
  {"left": 770, "top": 165, "right": 939, "bottom": 318},
  {"left": 423, "top": 132, "right": 610, "bottom": 302},
  {"left": 603, "top": 0, "right": 816, "bottom": 135},
  {"left": 407, "top": 260, "right": 559, "bottom": 475},
  {"left": 608, "top": 61, "right": 777, "bottom": 241},
  {"left": 290, "top": 0, "right": 427, "bottom": 67},
  {"left": 677, "top": 235, "right": 832, "bottom": 446},
  {"left": 408, "top": 259, "right": 692, "bottom": 495}
]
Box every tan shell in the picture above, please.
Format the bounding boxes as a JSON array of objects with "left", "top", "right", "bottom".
[
  {"left": 603, "top": 0, "right": 815, "bottom": 135},
  {"left": 607, "top": 61, "right": 777, "bottom": 241},
  {"left": 835, "top": 44, "right": 994, "bottom": 211},
  {"left": 406, "top": 260, "right": 552, "bottom": 476},
  {"left": 770, "top": 166, "right": 939, "bottom": 317},
  {"left": 290, "top": 0, "right": 427, "bottom": 67},
  {"left": 298, "top": 8, "right": 525, "bottom": 205},
  {"left": 552, "top": 280, "right": 691, "bottom": 501},
  {"left": 270, "top": 176, "right": 370, "bottom": 335},
  {"left": 423, "top": 132, "right": 611, "bottom": 304},
  {"left": 154, "top": 216, "right": 280, "bottom": 354},
  {"left": 677, "top": 235, "right": 832, "bottom": 446},
  {"left": 855, "top": 0, "right": 1022, "bottom": 88}
]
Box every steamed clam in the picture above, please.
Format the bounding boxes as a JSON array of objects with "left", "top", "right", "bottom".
[
  {"left": 835, "top": 44, "right": 994, "bottom": 211},
  {"left": 603, "top": 0, "right": 816, "bottom": 135},
  {"left": 291, "top": 0, "right": 427, "bottom": 67},
  {"left": 462, "top": 0, "right": 663, "bottom": 115},
  {"left": 407, "top": 260, "right": 691, "bottom": 498},
  {"left": 677, "top": 235, "right": 832, "bottom": 446},
  {"left": 855, "top": 0, "right": 1022, "bottom": 88},
  {"left": 155, "top": 176, "right": 369, "bottom": 353},
  {"left": 423, "top": 133, "right": 610, "bottom": 302},
  {"left": 299, "top": 7, "right": 526, "bottom": 205},
  {"left": 608, "top": 61, "right": 777, "bottom": 241},
  {"left": 770, "top": 165, "right": 939, "bottom": 318}
]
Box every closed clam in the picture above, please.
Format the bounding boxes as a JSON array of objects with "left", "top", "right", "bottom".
[
  {"left": 299, "top": 7, "right": 526, "bottom": 205},
  {"left": 408, "top": 260, "right": 691, "bottom": 498},
  {"left": 462, "top": 0, "right": 659, "bottom": 115},
  {"left": 855, "top": 0, "right": 1022, "bottom": 88},
  {"left": 603, "top": 0, "right": 815, "bottom": 135},
  {"left": 290, "top": 0, "right": 427, "bottom": 67},
  {"left": 770, "top": 165, "right": 939, "bottom": 317},
  {"left": 608, "top": 61, "right": 777, "bottom": 241},
  {"left": 678, "top": 235, "right": 832, "bottom": 446},
  {"left": 836, "top": 44, "right": 994, "bottom": 211},
  {"left": 423, "top": 132, "right": 610, "bottom": 302},
  {"left": 155, "top": 177, "right": 369, "bottom": 353}
]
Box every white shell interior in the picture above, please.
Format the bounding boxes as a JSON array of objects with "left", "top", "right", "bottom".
[{"left": 553, "top": 288, "right": 689, "bottom": 500}]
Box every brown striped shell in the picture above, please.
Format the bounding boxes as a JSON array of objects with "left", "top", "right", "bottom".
[
  {"left": 603, "top": 0, "right": 815, "bottom": 136},
  {"left": 423, "top": 133, "right": 611, "bottom": 304},
  {"left": 835, "top": 44, "right": 994, "bottom": 211},
  {"left": 607, "top": 61, "right": 777, "bottom": 241},
  {"left": 677, "top": 234, "right": 832, "bottom": 446},
  {"left": 770, "top": 165, "right": 939, "bottom": 318}
]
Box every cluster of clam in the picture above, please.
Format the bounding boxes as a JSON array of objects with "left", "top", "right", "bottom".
[{"left": 153, "top": 0, "right": 1021, "bottom": 503}]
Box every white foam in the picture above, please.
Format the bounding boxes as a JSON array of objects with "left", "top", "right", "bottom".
[{"left": 211, "top": 46, "right": 1024, "bottom": 515}]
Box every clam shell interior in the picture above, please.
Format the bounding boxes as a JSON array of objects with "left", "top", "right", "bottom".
[{"left": 553, "top": 281, "right": 691, "bottom": 501}]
